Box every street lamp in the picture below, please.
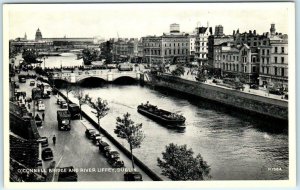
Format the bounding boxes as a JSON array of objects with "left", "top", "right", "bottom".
[{"left": 43, "top": 57, "right": 46, "bottom": 70}]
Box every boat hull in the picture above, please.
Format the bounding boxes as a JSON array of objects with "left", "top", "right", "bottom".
[{"left": 137, "top": 107, "right": 185, "bottom": 126}]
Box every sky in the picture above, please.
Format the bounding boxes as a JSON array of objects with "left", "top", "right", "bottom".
[{"left": 5, "top": 3, "right": 293, "bottom": 40}]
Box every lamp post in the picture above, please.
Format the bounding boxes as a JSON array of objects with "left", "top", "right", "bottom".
[{"left": 43, "top": 57, "right": 46, "bottom": 70}]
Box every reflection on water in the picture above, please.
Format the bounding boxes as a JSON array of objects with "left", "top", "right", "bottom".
[{"left": 50, "top": 53, "right": 288, "bottom": 180}]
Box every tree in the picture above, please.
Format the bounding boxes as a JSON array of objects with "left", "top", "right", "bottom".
[
  {"left": 64, "top": 84, "right": 74, "bottom": 107},
  {"left": 89, "top": 97, "right": 109, "bottom": 127},
  {"left": 171, "top": 64, "right": 185, "bottom": 77},
  {"left": 196, "top": 65, "right": 207, "bottom": 83},
  {"left": 115, "top": 113, "right": 145, "bottom": 169},
  {"left": 157, "top": 143, "right": 211, "bottom": 181},
  {"left": 73, "top": 88, "right": 89, "bottom": 120},
  {"left": 22, "top": 49, "right": 39, "bottom": 63}
]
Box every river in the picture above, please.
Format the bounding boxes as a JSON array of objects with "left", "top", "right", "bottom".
[{"left": 45, "top": 53, "right": 289, "bottom": 180}]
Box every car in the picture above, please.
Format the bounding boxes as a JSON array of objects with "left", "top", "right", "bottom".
[
  {"left": 14, "top": 83, "right": 20, "bottom": 89},
  {"left": 98, "top": 141, "right": 110, "bottom": 154},
  {"left": 105, "top": 150, "right": 120, "bottom": 159},
  {"left": 124, "top": 172, "right": 143, "bottom": 181},
  {"left": 42, "top": 148, "right": 53, "bottom": 161},
  {"left": 38, "top": 102, "right": 46, "bottom": 111},
  {"left": 91, "top": 133, "right": 101, "bottom": 140},
  {"left": 58, "top": 166, "right": 78, "bottom": 181},
  {"left": 30, "top": 81, "right": 36, "bottom": 86},
  {"left": 249, "top": 84, "right": 259, "bottom": 89},
  {"left": 57, "top": 98, "right": 63, "bottom": 105},
  {"left": 35, "top": 159, "right": 43, "bottom": 167},
  {"left": 107, "top": 157, "right": 124, "bottom": 168},
  {"left": 35, "top": 114, "right": 42, "bottom": 127},
  {"left": 85, "top": 129, "right": 97, "bottom": 139},
  {"left": 37, "top": 137, "right": 48, "bottom": 147},
  {"left": 269, "top": 89, "right": 284, "bottom": 95},
  {"left": 42, "top": 93, "right": 50, "bottom": 99},
  {"left": 60, "top": 101, "right": 68, "bottom": 109},
  {"left": 92, "top": 135, "right": 102, "bottom": 145}
]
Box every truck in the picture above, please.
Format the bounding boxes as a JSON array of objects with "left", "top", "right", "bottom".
[
  {"left": 32, "top": 88, "right": 42, "bottom": 100},
  {"left": 57, "top": 110, "right": 71, "bottom": 131},
  {"left": 18, "top": 75, "right": 27, "bottom": 83},
  {"left": 68, "top": 103, "right": 80, "bottom": 119}
]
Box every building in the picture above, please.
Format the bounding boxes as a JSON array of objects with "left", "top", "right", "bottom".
[
  {"left": 214, "top": 25, "right": 224, "bottom": 36},
  {"left": 188, "top": 35, "right": 196, "bottom": 61},
  {"left": 194, "top": 25, "right": 211, "bottom": 66},
  {"left": 221, "top": 44, "right": 240, "bottom": 77},
  {"left": 142, "top": 24, "right": 190, "bottom": 65},
  {"left": 35, "top": 28, "right": 43, "bottom": 41},
  {"left": 259, "top": 24, "right": 288, "bottom": 90}
]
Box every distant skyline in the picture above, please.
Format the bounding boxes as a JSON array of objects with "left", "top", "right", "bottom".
[{"left": 6, "top": 3, "right": 292, "bottom": 40}]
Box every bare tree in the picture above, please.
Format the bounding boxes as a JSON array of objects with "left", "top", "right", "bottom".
[
  {"left": 115, "top": 112, "right": 145, "bottom": 169},
  {"left": 88, "top": 97, "right": 109, "bottom": 127}
]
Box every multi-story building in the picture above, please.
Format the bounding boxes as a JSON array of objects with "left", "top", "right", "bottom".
[
  {"left": 195, "top": 26, "right": 211, "bottom": 66},
  {"left": 239, "top": 44, "right": 260, "bottom": 83},
  {"left": 188, "top": 35, "right": 196, "bottom": 61},
  {"left": 259, "top": 24, "right": 288, "bottom": 89},
  {"left": 220, "top": 44, "right": 240, "bottom": 77},
  {"left": 142, "top": 24, "right": 190, "bottom": 65},
  {"left": 214, "top": 25, "right": 224, "bottom": 36}
]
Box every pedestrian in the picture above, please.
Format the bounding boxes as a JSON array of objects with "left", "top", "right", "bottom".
[
  {"left": 52, "top": 135, "right": 56, "bottom": 146},
  {"left": 28, "top": 103, "right": 31, "bottom": 110},
  {"left": 24, "top": 98, "right": 27, "bottom": 104},
  {"left": 42, "top": 112, "right": 45, "bottom": 121}
]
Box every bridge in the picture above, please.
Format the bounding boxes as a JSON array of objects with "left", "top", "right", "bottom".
[{"left": 49, "top": 69, "right": 145, "bottom": 83}]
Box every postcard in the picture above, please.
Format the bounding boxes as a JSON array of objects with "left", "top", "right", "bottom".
[{"left": 3, "top": 2, "right": 296, "bottom": 188}]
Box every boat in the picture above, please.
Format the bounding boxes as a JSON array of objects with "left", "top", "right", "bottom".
[{"left": 137, "top": 103, "right": 186, "bottom": 126}]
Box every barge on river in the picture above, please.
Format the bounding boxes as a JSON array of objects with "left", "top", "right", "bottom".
[{"left": 137, "top": 103, "right": 186, "bottom": 127}]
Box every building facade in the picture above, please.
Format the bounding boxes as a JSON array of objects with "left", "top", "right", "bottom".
[{"left": 259, "top": 25, "right": 288, "bottom": 89}]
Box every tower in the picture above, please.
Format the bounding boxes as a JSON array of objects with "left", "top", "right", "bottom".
[
  {"left": 270, "top": 23, "right": 276, "bottom": 36},
  {"left": 35, "top": 28, "right": 43, "bottom": 41}
]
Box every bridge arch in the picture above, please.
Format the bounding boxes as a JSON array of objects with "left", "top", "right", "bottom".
[
  {"left": 77, "top": 76, "right": 107, "bottom": 87},
  {"left": 112, "top": 76, "right": 137, "bottom": 84}
]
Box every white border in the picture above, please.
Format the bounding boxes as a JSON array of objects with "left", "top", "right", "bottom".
[{"left": 3, "top": 2, "right": 296, "bottom": 188}]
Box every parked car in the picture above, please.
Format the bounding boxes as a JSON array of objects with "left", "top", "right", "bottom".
[
  {"left": 35, "top": 159, "right": 43, "bottom": 167},
  {"left": 37, "top": 137, "right": 48, "bottom": 147},
  {"left": 42, "top": 92, "right": 50, "bottom": 99},
  {"left": 38, "top": 102, "right": 46, "bottom": 111},
  {"left": 107, "top": 157, "right": 124, "bottom": 168},
  {"left": 42, "top": 148, "right": 53, "bottom": 161},
  {"left": 35, "top": 114, "right": 42, "bottom": 127},
  {"left": 14, "top": 83, "right": 20, "bottom": 89},
  {"left": 124, "top": 172, "right": 143, "bottom": 181},
  {"left": 269, "top": 88, "right": 284, "bottom": 95},
  {"left": 92, "top": 135, "right": 102, "bottom": 145},
  {"left": 30, "top": 81, "right": 36, "bottom": 86},
  {"left": 60, "top": 101, "right": 68, "bottom": 109},
  {"left": 57, "top": 98, "right": 63, "bottom": 105},
  {"left": 249, "top": 84, "right": 259, "bottom": 89},
  {"left": 98, "top": 141, "right": 110, "bottom": 154},
  {"left": 85, "top": 129, "right": 97, "bottom": 139},
  {"left": 58, "top": 166, "right": 78, "bottom": 181},
  {"left": 105, "top": 150, "right": 120, "bottom": 159}
]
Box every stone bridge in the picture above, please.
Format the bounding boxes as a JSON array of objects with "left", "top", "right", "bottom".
[{"left": 50, "top": 69, "right": 144, "bottom": 83}]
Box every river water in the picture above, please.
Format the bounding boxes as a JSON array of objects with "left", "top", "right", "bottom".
[{"left": 45, "top": 53, "right": 289, "bottom": 180}]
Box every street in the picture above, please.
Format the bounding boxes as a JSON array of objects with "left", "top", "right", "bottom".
[{"left": 14, "top": 72, "right": 152, "bottom": 181}]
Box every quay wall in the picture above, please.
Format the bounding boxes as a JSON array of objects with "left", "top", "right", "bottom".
[
  {"left": 56, "top": 90, "right": 163, "bottom": 181},
  {"left": 148, "top": 74, "right": 288, "bottom": 121}
]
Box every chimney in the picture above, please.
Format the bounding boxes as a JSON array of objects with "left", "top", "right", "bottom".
[
  {"left": 253, "top": 30, "right": 256, "bottom": 35},
  {"left": 233, "top": 30, "right": 236, "bottom": 36}
]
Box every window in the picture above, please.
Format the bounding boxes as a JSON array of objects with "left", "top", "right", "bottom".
[
  {"left": 169, "top": 49, "right": 171, "bottom": 54},
  {"left": 275, "top": 57, "right": 277, "bottom": 63},
  {"left": 262, "top": 49, "right": 265, "bottom": 55},
  {"left": 252, "top": 66, "right": 256, "bottom": 73},
  {"left": 254, "top": 42, "right": 257, "bottom": 46},
  {"left": 274, "top": 67, "right": 277, "bottom": 76},
  {"left": 266, "top": 57, "right": 269, "bottom": 64},
  {"left": 267, "top": 49, "right": 270, "bottom": 55},
  {"left": 281, "top": 68, "right": 284, "bottom": 76},
  {"left": 281, "top": 47, "right": 284, "bottom": 53},
  {"left": 165, "top": 50, "right": 167, "bottom": 55},
  {"left": 223, "top": 55, "right": 225, "bottom": 60},
  {"left": 165, "top": 44, "right": 166, "bottom": 47},
  {"left": 174, "top": 49, "right": 176, "bottom": 54},
  {"left": 178, "top": 49, "right": 180, "bottom": 54},
  {"left": 266, "top": 67, "right": 269, "bottom": 74},
  {"left": 281, "top": 57, "right": 284, "bottom": 64},
  {"left": 182, "top": 49, "right": 185, "bottom": 54},
  {"left": 178, "top": 43, "right": 180, "bottom": 46},
  {"left": 275, "top": 47, "right": 278, "bottom": 53},
  {"left": 244, "top": 66, "right": 247, "bottom": 73}
]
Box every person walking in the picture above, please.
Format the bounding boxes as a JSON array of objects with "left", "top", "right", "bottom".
[
  {"left": 42, "top": 112, "right": 45, "bottom": 121},
  {"left": 28, "top": 103, "right": 31, "bottom": 110},
  {"left": 52, "top": 135, "right": 56, "bottom": 146}
]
